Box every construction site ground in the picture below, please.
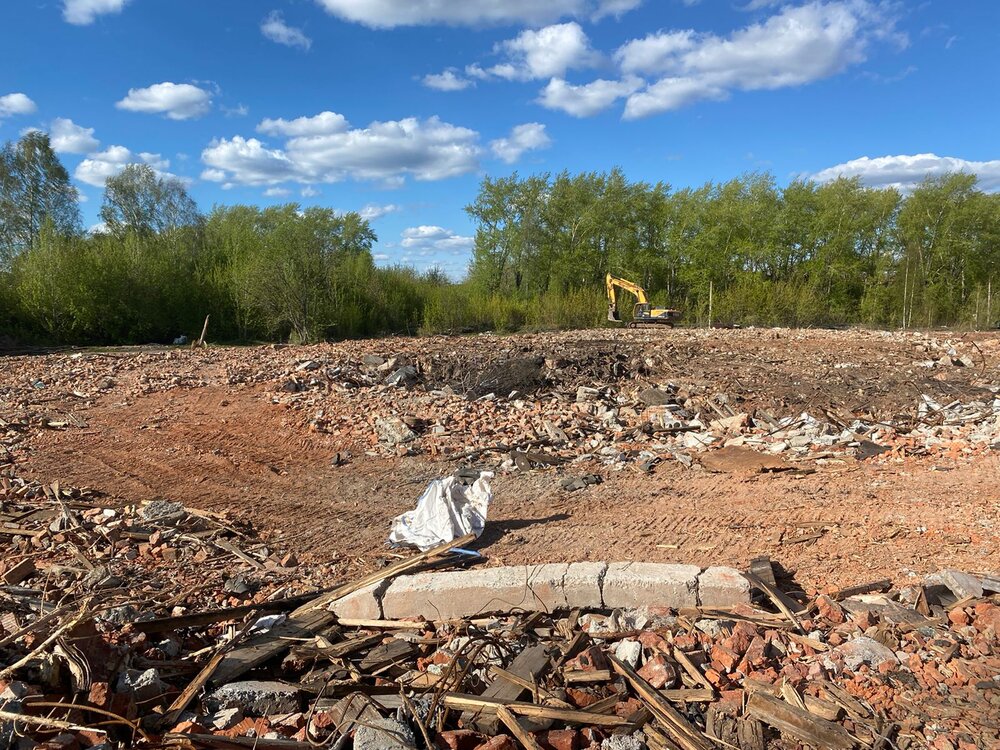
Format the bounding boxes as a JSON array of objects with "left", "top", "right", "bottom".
[{"left": 5, "top": 327, "right": 999, "bottom": 592}]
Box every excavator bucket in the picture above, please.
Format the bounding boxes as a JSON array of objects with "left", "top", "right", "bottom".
[{"left": 607, "top": 305, "right": 621, "bottom": 323}]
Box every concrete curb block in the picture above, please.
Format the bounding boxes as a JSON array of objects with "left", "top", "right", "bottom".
[{"left": 330, "top": 562, "right": 749, "bottom": 620}]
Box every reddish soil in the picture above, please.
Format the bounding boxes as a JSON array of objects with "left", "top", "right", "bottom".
[{"left": 8, "top": 328, "right": 999, "bottom": 593}]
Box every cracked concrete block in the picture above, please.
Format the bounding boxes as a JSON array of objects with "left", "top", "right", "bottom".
[
  {"left": 330, "top": 582, "right": 382, "bottom": 620},
  {"left": 381, "top": 564, "right": 570, "bottom": 620},
  {"left": 564, "top": 562, "right": 607, "bottom": 609},
  {"left": 698, "top": 566, "right": 751, "bottom": 607},
  {"left": 602, "top": 562, "right": 700, "bottom": 610}
]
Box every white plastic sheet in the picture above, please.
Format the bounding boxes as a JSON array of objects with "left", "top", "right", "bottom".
[{"left": 389, "top": 472, "right": 493, "bottom": 551}]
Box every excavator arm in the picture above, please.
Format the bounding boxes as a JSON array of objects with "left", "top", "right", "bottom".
[{"left": 606, "top": 274, "right": 648, "bottom": 321}]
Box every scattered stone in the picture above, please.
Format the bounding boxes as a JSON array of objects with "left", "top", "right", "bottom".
[
  {"left": 208, "top": 681, "right": 300, "bottom": 716},
  {"left": 354, "top": 716, "right": 415, "bottom": 750}
]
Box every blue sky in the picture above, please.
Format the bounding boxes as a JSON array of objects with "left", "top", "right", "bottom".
[{"left": 1, "top": 0, "right": 997, "bottom": 277}]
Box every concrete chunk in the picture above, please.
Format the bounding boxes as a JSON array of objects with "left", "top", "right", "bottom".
[
  {"left": 698, "top": 566, "right": 752, "bottom": 607},
  {"left": 602, "top": 562, "right": 699, "bottom": 610},
  {"left": 208, "top": 680, "right": 300, "bottom": 716},
  {"left": 381, "top": 564, "right": 570, "bottom": 620},
  {"left": 330, "top": 582, "right": 382, "bottom": 620}
]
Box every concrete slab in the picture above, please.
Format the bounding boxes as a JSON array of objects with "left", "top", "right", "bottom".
[
  {"left": 602, "top": 562, "right": 700, "bottom": 610},
  {"left": 564, "top": 562, "right": 607, "bottom": 609},
  {"left": 380, "top": 564, "right": 571, "bottom": 620},
  {"left": 698, "top": 566, "right": 751, "bottom": 607}
]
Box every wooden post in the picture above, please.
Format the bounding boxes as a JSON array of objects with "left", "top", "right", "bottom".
[{"left": 708, "top": 280, "right": 713, "bottom": 329}]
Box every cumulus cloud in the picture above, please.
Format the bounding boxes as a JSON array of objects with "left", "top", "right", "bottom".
[
  {"left": 490, "top": 123, "right": 552, "bottom": 163},
  {"left": 469, "top": 23, "right": 599, "bottom": 81},
  {"left": 257, "top": 111, "right": 348, "bottom": 137},
  {"left": 400, "top": 225, "right": 475, "bottom": 254},
  {"left": 539, "top": 77, "right": 642, "bottom": 117},
  {"left": 359, "top": 203, "right": 401, "bottom": 220},
  {"left": 116, "top": 82, "right": 213, "bottom": 120},
  {"left": 47, "top": 118, "right": 100, "bottom": 153},
  {"left": 0, "top": 93, "right": 37, "bottom": 119},
  {"left": 619, "top": 1, "right": 903, "bottom": 119},
  {"left": 203, "top": 114, "right": 481, "bottom": 187},
  {"left": 261, "top": 11, "right": 312, "bottom": 50},
  {"left": 63, "top": 0, "right": 129, "bottom": 25},
  {"left": 264, "top": 187, "right": 292, "bottom": 197},
  {"left": 74, "top": 146, "right": 176, "bottom": 187},
  {"left": 422, "top": 70, "right": 472, "bottom": 92},
  {"left": 301, "top": 186, "right": 320, "bottom": 197},
  {"left": 312, "top": 0, "right": 641, "bottom": 27},
  {"left": 812, "top": 154, "right": 1000, "bottom": 192}
]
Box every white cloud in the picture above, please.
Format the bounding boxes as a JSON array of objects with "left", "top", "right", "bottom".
[
  {"left": 615, "top": 31, "right": 696, "bottom": 75},
  {"left": 0, "top": 93, "right": 37, "bottom": 118},
  {"left": 478, "top": 23, "right": 599, "bottom": 81},
  {"left": 312, "top": 0, "right": 641, "bottom": 27},
  {"left": 47, "top": 118, "right": 100, "bottom": 153},
  {"left": 261, "top": 11, "right": 312, "bottom": 50},
  {"left": 422, "top": 70, "right": 473, "bottom": 92},
  {"left": 539, "top": 77, "right": 641, "bottom": 117},
  {"left": 257, "top": 111, "right": 349, "bottom": 137},
  {"left": 301, "top": 186, "right": 320, "bottom": 197},
  {"left": 400, "top": 225, "right": 475, "bottom": 254},
  {"left": 116, "top": 82, "right": 213, "bottom": 120},
  {"left": 812, "top": 154, "right": 1000, "bottom": 193},
  {"left": 359, "top": 203, "right": 401, "bottom": 220},
  {"left": 203, "top": 114, "right": 481, "bottom": 186},
  {"left": 75, "top": 146, "right": 176, "bottom": 187},
  {"left": 264, "top": 187, "right": 292, "bottom": 197},
  {"left": 620, "top": 1, "right": 903, "bottom": 119},
  {"left": 63, "top": 0, "right": 129, "bottom": 25},
  {"left": 490, "top": 123, "right": 552, "bottom": 163}
]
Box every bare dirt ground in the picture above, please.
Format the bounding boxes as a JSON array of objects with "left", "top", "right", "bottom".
[{"left": 4, "top": 327, "right": 999, "bottom": 593}]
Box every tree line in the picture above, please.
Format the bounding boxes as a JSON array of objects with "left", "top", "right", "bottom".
[
  {"left": 0, "top": 132, "right": 446, "bottom": 344},
  {"left": 463, "top": 168, "right": 1000, "bottom": 329},
  {"left": 2, "top": 131, "right": 999, "bottom": 346}
]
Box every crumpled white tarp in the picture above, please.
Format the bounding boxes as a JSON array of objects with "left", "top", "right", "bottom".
[{"left": 389, "top": 472, "right": 493, "bottom": 551}]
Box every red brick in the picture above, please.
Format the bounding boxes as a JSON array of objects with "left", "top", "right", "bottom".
[
  {"left": 436, "top": 729, "right": 487, "bottom": 750},
  {"left": 637, "top": 654, "right": 677, "bottom": 689},
  {"left": 711, "top": 644, "right": 740, "bottom": 673},
  {"left": 474, "top": 737, "right": 518, "bottom": 750},
  {"left": 536, "top": 729, "right": 580, "bottom": 750},
  {"left": 566, "top": 646, "right": 608, "bottom": 672},
  {"left": 948, "top": 608, "right": 970, "bottom": 628}
]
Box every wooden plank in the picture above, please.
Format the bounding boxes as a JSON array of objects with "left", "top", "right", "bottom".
[
  {"left": 497, "top": 705, "right": 545, "bottom": 750},
  {"left": 442, "top": 694, "right": 629, "bottom": 728},
  {"left": 210, "top": 608, "right": 335, "bottom": 686},
  {"left": 133, "top": 595, "right": 317, "bottom": 635},
  {"left": 490, "top": 666, "right": 573, "bottom": 709},
  {"left": 831, "top": 579, "right": 892, "bottom": 601},
  {"left": 2, "top": 559, "right": 36, "bottom": 585},
  {"left": 468, "top": 644, "right": 551, "bottom": 734},
  {"left": 743, "top": 572, "right": 805, "bottom": 633},
  {"left": 610, "top": 655, "right": 712, "bottom": 750},
  {"left": 746, "top": 691, "right": 854, "bottom": 749}
]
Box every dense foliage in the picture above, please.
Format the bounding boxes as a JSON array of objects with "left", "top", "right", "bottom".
[
  {"left": 1, "top": 131, "right": 998, "bottom": 346},
  {"left": 464, "top": 169, "right": 1000, "bottom": 329}
]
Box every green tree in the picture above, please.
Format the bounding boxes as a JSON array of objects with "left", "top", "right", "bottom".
[
  {"left": 100, "top": 163, "right": 201, "bottom": 237},
  {"left": 0, "top": 132, "right": 80, "bottom": 264}
]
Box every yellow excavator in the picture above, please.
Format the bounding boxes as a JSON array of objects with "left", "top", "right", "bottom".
[{"left": 606, "top": 274, "right": 681, "bottom": 328}]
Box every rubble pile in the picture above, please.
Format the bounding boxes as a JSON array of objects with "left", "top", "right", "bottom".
[
  {"left": 2, "top": 330, "right": 996, "bottom": 475},
  {"left": 1, "top": 478, "right": 998, "bottom": 749}
]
